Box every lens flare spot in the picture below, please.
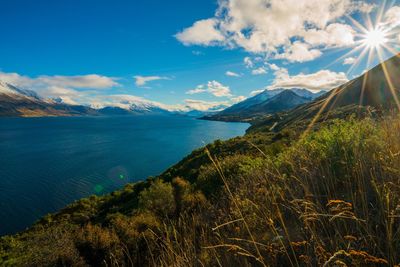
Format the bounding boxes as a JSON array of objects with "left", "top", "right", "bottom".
[{"left": 94, "top": 184, "right": 104, "bottom": 194}]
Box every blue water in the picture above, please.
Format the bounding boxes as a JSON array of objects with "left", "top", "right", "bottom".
[{"left": 0, "top": 115, "right": 248, "bottom": 235}]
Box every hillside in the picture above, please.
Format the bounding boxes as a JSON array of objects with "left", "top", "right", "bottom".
[
  {"left": 204, "top": 89, "right": 323, "bottom": 122},
  {"left": 1, "top": 55, "right": 400, "bottom": 266}
]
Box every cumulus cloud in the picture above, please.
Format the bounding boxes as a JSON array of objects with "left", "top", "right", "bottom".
[
  {"left": 276, "top": 42, "right": 323, "bottom": 63},
  {"left": 385, "top": 6, "right": 400, "bottom": 28},
  {"left": 304, "top": 23, "right": 355, "bottom": 47},
  {"left": 175, "top": 0, "right": 371, "bottom": 62},
  {"left": 183, "top": 99, "right": 229, "bottom": 111},
  {"left": 343, "top": 57, "right": 356, "bottom": 65},
  {"left": 134, "top": 75, "right": 169, "bottom": 87},
  {"left": 225, "top": 71, "right": 241, "bottom": 77},
  {"left": 251, "top": 67, "right": 267, "bottom": 75},
  {"left": 267, "top": 63, "right": 280, "bottom": 71},
  {"left": 186, "top": 80, "right": 232, "bottom": 97},
  {"left": 244, "top": 57, "right": 254, "bottom": 68},
  {"left": 269, "top": 69, "right": 349, "bottom": 91},
  {"left": 175, "top": 19, "right": 225, "bottom": 46},
  {"left": 231, "top": 95, "right": 246, "bottom": 103}
]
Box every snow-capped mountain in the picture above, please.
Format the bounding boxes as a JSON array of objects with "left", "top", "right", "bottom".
[
  {"left": 0, "top": 80, "right": 41, "bottom": 100},
  {"left": 0, "top": 80, "right": 99, "bottom": 117},
  {"left": 0, "top": 80, "right": 175, "bottom": 117}
]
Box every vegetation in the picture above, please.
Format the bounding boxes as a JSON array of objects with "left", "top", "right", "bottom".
[{"left": 1, "top": 110, "right": 400, "bottom": 266}]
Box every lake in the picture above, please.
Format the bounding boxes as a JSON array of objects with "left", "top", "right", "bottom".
[{"left": 0, "top": 115, "right": 248, "bottom": 235}]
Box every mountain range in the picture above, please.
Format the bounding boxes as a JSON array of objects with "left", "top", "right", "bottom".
[
  {"left": 0, "top": 81, "right": 176, "bottom": 117},
  {"left": 0, "top": 81, "right": 229, "bottom": 117},
  {"left": 0, "top": 81, "right": 100, "bottom": 117},
  {"left": 203, "top": 88, "right": 325, "bottom": 121}
]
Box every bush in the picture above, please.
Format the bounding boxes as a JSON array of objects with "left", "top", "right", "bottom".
[
  {"left": 75, "top": 224, "right": 123, "bottom": 266},
  {"left": 138, "top": 179, "right": 176, "bottom": 218}
]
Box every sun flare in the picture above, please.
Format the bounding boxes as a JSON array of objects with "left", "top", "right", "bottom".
[
  {"left": 332, "top": 1, "right": 400, "bottom": 76},
  {"left": 362, "top": 28, "right": 388, "bottom": 48}
]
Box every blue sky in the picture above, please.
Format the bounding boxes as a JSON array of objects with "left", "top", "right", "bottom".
[{"left": 0, "top": 0, "right": 399, "bottom": 111}]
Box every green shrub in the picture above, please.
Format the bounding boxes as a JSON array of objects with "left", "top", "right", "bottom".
[{"left": 138, "top": 179, "right": 176, "bottom": 218}]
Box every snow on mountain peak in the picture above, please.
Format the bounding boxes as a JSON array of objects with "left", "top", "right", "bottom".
[{"left": 0, "top": 80, "right": 41, "bottom": 100}]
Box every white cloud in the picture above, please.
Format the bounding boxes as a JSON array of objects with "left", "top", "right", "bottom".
[
  {"left": 207, "top": 81, "right": 232, "bottom": 97},
  {"left": 267, "top": 63, "right": 280, "bottom": 71},
  {"left": 0, "top": 71, "right": 120, "bottom": 104},
  {"left": 250, "top": 89, "right": 265, "bottom": 96},
  {"left": 225, "top": 71, "right": 241, "bottom": 77},
  {"left": 186, "top": 85, "right": 207, "bottom": 95},
  {"left": 276, "top": 42, "right": 322, "bottom": 63},
  {"left": 251, "top": 67, "right": 267, "bottom": 75},
  {"left": 175, "top": 19, "right": 225, "bottom": 46},
  {"left": 385, "top": 6, "right": 400, "bottom": 28},
  {"left": 184, "top": 95, "right": 245, "bottom": 111},
  {"left": 192, "top": 50, "right": 204, "bottom": 56},
  {"left": 304, "top": 23, "right": 355, "bottom": 47},
  {"left": 134, "top": 75, "right": 169, "bottom": 87},
  {"left": 175, "top": 0, "right": 370, "bottom": 62},
  {"left": 0, "top": 72, "right": 119, "bottom": 90},
  {"left": 343, "top": 57, "right": 356, "bottom": 65},
  {"left": 184, "top": 99, "right": 229, "bottom": 111},
  {"left": 186, "top": 80, "right": 232, "bottom": 97},
  {"left": 350, "top": 2, "right": 376, "bottom": 13},
  {"left": 269, "top": 69, "right": 348, "bottom": 91},
  {"left": 244, "top": 57, "right": 254, "bottom": 68},
  {"left": 231, "top": 95, "right": 246, "bottom": 103},
  {"left": 38, "top": 75, "right": 118, "bottom": 89},
  {"left": 44, "top": 86, "right": 81, "bottom": 105},
  {"left": 89, "top": 94, "right": 166, "bottom": 110}
]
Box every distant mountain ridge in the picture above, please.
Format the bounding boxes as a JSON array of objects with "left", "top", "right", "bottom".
[
  {"left": 0, "top": 81, "right": 101, "bottom": 117},
  {"left": 245, "top": 90, "right": 311, "bottom": 114},
  {"left": 0, "top": 81, "right": 176, "bottom": 117},
  {"left": 204, "top": 88, "right": 324, "bottom": 121}
]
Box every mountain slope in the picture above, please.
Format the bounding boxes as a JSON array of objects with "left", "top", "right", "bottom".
[
  {"left": 245, "top": 90, "right": 310, "bottom": 114},
  {"left": 218, "top": 89, "right": 284, "bottom": 115},
  {"left": 205, "top": 89, "right": 314, "bottom": 121}
]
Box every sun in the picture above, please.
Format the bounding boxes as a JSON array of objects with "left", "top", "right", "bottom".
[
  {"left": 362, "top": 28, "right": 388, "bottom": 48},
  {"left": 331, "top": 1, "right": 400, "bottom": 75}
]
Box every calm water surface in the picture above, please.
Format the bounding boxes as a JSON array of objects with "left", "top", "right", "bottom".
[{"left": 0, "top": 115, "right": 248, "bottom": 235}]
